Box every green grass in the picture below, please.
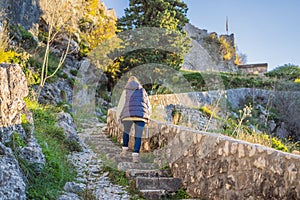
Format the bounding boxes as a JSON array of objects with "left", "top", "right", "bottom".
[{"left": 23, "top": 100, "right": 76, "bottom": 199}]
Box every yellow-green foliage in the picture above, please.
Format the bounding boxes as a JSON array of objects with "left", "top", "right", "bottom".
[
  {"left": 79, "top": 0, "right": 117, "bottom": 51},
  {"left": 0, "top": 24, "right": 16, "bottom": 63},
  {"left": 85, "top": 0, "right": 99, "bottom": 17},
  {"left": 294, "top": 78, "right": 300, "bottom": 83},
  {"left": 199, "top": 105, "right": 220, "bottom": 119},
  {"left": 272, "top": 137, "right": 288, "bottom": 152},
  {"left": 218, "top": 37, "right": 235, "bottom": 61},
  {"left": 0, "top": 51, "right": 16, "bottom": 63},
  {"left": 234, "top": 53, "right": 242, "bottom": 65},
  {"left": 222, "top": 104, "right": 293, "bottom": 153}
]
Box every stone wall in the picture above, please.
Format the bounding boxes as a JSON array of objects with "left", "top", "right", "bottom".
[
  {"left": 107, "top": 108, "right": 300, "bottom": 199},
  {"left": 148, "top": 88, "right": 273, "bottom": 109},
  {"left": 238, "top": 63, "right": 268, "bottom": 75}
]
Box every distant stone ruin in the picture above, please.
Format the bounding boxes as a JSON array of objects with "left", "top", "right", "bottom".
[
  {"left": 238, "top": 63, "right": 268, "bottom": 75},
  {"left": 183, "top": 23, "right": 238, "bottom": 72}
]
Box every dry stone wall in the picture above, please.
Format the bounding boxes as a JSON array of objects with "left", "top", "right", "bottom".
[
  {"left": 107, "top": 108, "right": 300, "bottom": 199},
  {"left": 149, "top": 88, "right": 273, "bottom": 109}
]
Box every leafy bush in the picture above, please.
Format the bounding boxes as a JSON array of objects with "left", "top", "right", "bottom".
[
  {"left": 6, "top": 132, "right": 26, "bottom": 149},
  {"left": 0, "top": 51, "right": 16, "bottom": 63},
  {"left": 294, "top": 78, "right": 300, "bottom": 83},
  {"left": 0, "top": 23, "right": 17, "bottom": 63},
  {"left": 266, "top": 63, "right": 300, "bottom": 80},
  {"left": 173, "top": 188, "right": 190, "bottom": 199},
  {"left": 199, "top": 105, "right": 220, "bottom": 119},
  {"left": 272, "top": 138, "right": 288, "bottom": 152}
]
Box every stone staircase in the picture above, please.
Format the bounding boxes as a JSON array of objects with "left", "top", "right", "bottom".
[{"left": 78, "top": 119, "right": 183, "bottom": 200}]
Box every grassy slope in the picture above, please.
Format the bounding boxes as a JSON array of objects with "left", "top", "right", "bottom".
[{"left": 23, "top": 100, "right": 76, "bottom": 199}]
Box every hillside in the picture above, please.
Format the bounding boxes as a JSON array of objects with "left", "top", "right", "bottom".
[{"left": 0, "top": 0, "right": 300, "bottom": 199}]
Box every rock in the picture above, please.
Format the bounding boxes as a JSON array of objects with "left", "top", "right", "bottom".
[
  {"left": 63, "top": 182, "right": 86, "bottom": 194},
  {"left": 64, "top": 143, "right": 129, "bottom": 200},
  {"left": 0, "top": 64, "right": 28, "bottom": 127},
  {"left": 0, "top": 0, "right": 41, "bottom": 31},
  {"left": 39, "top": 78, "right": 73, "bottom": 105},
  {"left": 19, "top": 137, "right": 46, "bottom": 172},
  {"left": 56, "top": 111, "right": 81, "bottom": 144},
  {"left": 256, "top": 104, "right": 268, "bottom": 115},
  {"left": 292, "top": 150, "right": 300, "bottom": 155},
  {"left": 183, "top": 23, "right": 238, "bottom": 72},
  {"left": 52, "top": 33, "right": 80, "bottom": 56},
  {"left": 0, "top": 142, "right": 26, "bottom": 200},
  {"left": 0, "top": 125, "right": 27, "bottom": 149},
  {"left": 0, "top": 63, "right": 46, "bottom": 196},
  {"left": 95, "top": 107, "right": 103, "bottom": 117},
  {"left": 58, "top": 193, "right": 82, "bottom": 200},
  {"left": 268, "top": 120, "right": 277, "bottom": 133},
  {"left": 274, "top": 122, "right": 289, "bottom": 139},
  {"left": 229, "top": 112, "right": 239, "bottom": 119}
]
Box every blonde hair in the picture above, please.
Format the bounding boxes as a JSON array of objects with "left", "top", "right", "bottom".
[{"left": 128, "top": 76, "right": 139, "bottom": 82}]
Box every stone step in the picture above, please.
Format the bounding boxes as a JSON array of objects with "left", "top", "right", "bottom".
[
  {"left": 139, "top": 189, "right": 166, "bottom": 200},
  {"left": 80, "top": 136, "right": 108, "bottom": 142},
  {"left": 82, "top": 133, "right": 106, "bottom": 137},
  {"left": 94, "top": 148, "right": 120, "bottom": 153},
  {"left": 117, "top": 162, "right": 158, "bottom": 172},
  {"left": 80, "top": 134, "right": 107, "bottom": 139},
  {"left": 135, "top": 177, "right": 182, "bottom": 192},
  {"left": 84, "top": 140, "right": 113, "bottom": 146},
  {"left": 126, "top": 169, "right": 171, "bottom": 179},
  {"left": 83, "top": 139, "right": 110, "bottom": 145},
  {"left": 108, "top": 154, "right": 133, "bottom": 163}
]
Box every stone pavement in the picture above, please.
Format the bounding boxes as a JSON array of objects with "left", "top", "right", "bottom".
[
  {"left": 69, "top": 118, "right": 183, "bottom": 200},
  {"left": 59, "top": 118, "right": 130, "bottom": 200}
]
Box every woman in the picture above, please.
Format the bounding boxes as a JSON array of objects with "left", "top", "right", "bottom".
[{"left": 117, "top": 76, "right": 151, "bottom": 162}]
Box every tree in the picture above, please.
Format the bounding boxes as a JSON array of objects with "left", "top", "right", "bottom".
[
  {"left": 79, "top": 0, "right": 117, "bottom": 53},
  {"left": 118, "top": 0, "right": 189, "bottom": 31},
  {"left": 35, "top": 0, "right": 118, "bottom": 100},
  {"left": 35, "top": 0, "right": 77, "bottom": 100},
  {"left": 115, "top": 0, "right": 191, "bottom": 78}
]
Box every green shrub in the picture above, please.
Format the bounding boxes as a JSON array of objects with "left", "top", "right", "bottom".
[
  {"left": 6, "top": 132, "right": 26, "bottom": 150},
  {"left": 199, "top": 105, "right": 220, "bottom": 119},
  {"left": 272, "top": 137, "right": 288, "bottom": 152},
  {"left": 9, "top": 25, "right": 38, "bottom": 50},
  {"left": 70, "top": 69, "right": 78, "bottom": 76},
  {"left": 266, "top": 63, "right": 300, "bottom": 81},
  {"left": 173, "top": 188, "right": 190, "bottom": 199}
]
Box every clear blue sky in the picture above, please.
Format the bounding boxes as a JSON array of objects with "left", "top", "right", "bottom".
[{"left": 102, "top": 0, "right": 300, "bottom": 71}]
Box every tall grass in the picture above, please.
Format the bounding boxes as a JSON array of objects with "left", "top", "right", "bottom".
[{"left": 24, "top": 100, "right": 76, "bottom": 199}]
